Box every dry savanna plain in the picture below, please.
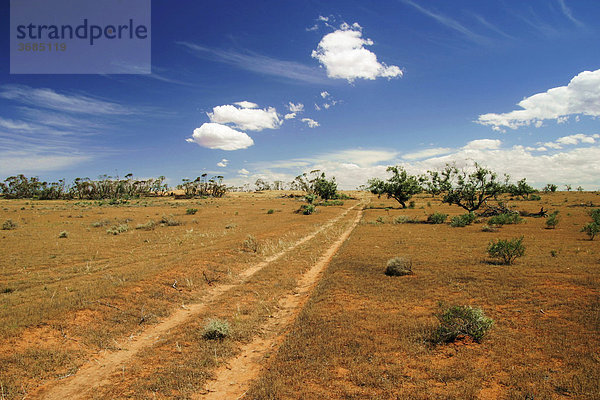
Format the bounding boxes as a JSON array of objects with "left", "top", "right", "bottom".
[{"left": 0, "top": 191, "right": 599, "bottom": 399}]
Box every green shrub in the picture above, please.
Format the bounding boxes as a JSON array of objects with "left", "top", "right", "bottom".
[
  {"left": 299, "top": 204, "right": 316, "bottom": 215},
  {"left": 450, "top": 213, "right": 476, "bottom": 227},
  {"left": 529, "top": 194, "right": 542, "bottom": 201},
  {"left": 58, "top": 231, "right": 69, "bottom": 238},
  {"left": 376, "top": 216, "right": 385, "bottom": 224},
  {"left": 2, "top": 219, "right": 17, "bottom": 230},
  {"left": 394, "top": 215, "right": 418, "bottom": 224},
  {"left": 581, "top": 223, "right": 599, "bottom": 240},
  {"left": 487, "top": 236, "right": 525, "bottom": 264},
  {"left": 318, "top": 200, "right": 344, "bottom": 206},
  {"left": 432, "top": 305, "right": 493, "bottom": 343},
  {"left": 488, "top": 213, "right": 523, "bottom": 226},
  {"left": 186, "top": 208, "right": 198, "bottom": 215},
  {"left": 160, "top": 215, "right": 181, "bottom": 226},
  {"left": 427, "top": 212, "right": 448, "bottom": 224},
  {"left": 106, "top": 224, "right": 129, "bottom": 235},
  {"left": 266, "top": 209, "right": 274, "bottom": 214},
  {"left": 202, "top": 318, "right": 230, "bottom": 340},
  {"left": 545, "top": 211, "right": 559, "bottom": 229},
  {"left": 590, "top": 209, "right": 600, "bottom": 224},
  {"left": 304, "top": 194, "right": 316, "bottom": 204},
  {"left": 408, "top": 201, "right": 416, "bottom": 209},
  {"left": 135, "top": 220, "right": 156, "bottom": 230},
  {"left": 384, "top": 257, "right": 413, "bottom": 276}
]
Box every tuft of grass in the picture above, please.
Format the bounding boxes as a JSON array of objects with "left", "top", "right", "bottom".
[
  {"left": 106, "top": 224, "right": 129, "bottom": 235},
  {"left": 186, "top": 208, "right": 198, "bottom": 215},
  {"left": 432, "top": 304, "right": 493, "bottom": 343},
  {"left": 58, "top": 231, "right": 69, "bottom": 238},
  {"left": 427, "top": 212, "right": 448, "bottom": 224},
  {"left": 487, "top": 236, "right": 525, "bottom": 265},
  {"left": 384, "top": 257, "right": 413, "bottom": 276},
  {"left": 488, "top": 213, "right": 523, "bottom": 226},
  {"left": 202, "top": 318, "right": 230, "bottom": 340},
  {"left": 135, "top": 220, "right": 156, "bottom": 230},
  {"left": 91, "top": 220, "right": 110, "bottom": 228},
  {"left": 2, "top": 219, "right": 17, "bottom": 230},
  {"left": 160, "top": 215, "right": 181, "bottom": 226},
  {"left": 481, "top": 224, "right": 498, "bottom": 232},
  {"left": 242, "top": 234, "right": 259, "bottom": 253},
  {"left": 394, "top": 215, "right": 418, "bottom": 224},
  {"left": 450, "top": 213, "right": 476, "bottom": 227}
]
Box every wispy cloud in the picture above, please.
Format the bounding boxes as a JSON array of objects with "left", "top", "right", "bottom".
[
  {"left": 400, "top": 0, "right": 488, "bottom": 44},
  {"left": 0, "top": 85, "right": 136, "bottom": 115},
  {"left": 177, "top": 42, "right": 328, "bottom": 84},
  {"left": 470, "top": 13, "right": 515, "bottom": 40},
  {"left": 557, "top": 0, "right": 585, "bottom": 28}
]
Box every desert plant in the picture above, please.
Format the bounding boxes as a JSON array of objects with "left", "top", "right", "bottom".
[
  {"left": 2, "top": 219, "right": 17, "bottom": 230},
  {"left": 442, "top": 163, "right": 503, "bottom": 212},
  {"left": 58, "top": 231, "right": 68, "bottom": 238},
  {"left": 266, "top": 209, "right": 274, "bottom": 214},
  {"left": 505, "top": 178, "right": 536, "bottom": 199},
  {"left": 481, "top": 224, "right": 498, "bottom": 232},
  {"left": 543, "top": 183, "right": 558, "bottom": 193},
  {"left": 242, "top": 235, "right": 259, "bottom": 252},
  {"left": 313, "top": 173, "right": 338, "bottom": 200},
  {"left": 135, "top": 220, "right": 156, "bottom": 230},
  {"left": 581, "top": 223, "right": 599, "bottom": 240},
  {"left": 106, "top": 224, "right": 129, "bottom": 235},
  {"left": 487, "top": 236, "right": 525, "bottom": 264},
  {"left": 394, "top": 215, "right": 418, "bottom": 224},
  {"left": 545, "top": 211, "right": 559, "bottom": 229},
  {"left": 384, "top": 257, "right": 413, "bottom": 276},
  {"left": 160, "top": 215, "right": 181, "bottom": 226},
  {"left": 488, "top": 213, "right": 523, "bottom": 226},
  {"left": 450, "top": 212, "right": 477, "bottom": 227},
  {"left": 202, "top": 318, "right": 230, "bottom": 340},
  {"left": 299, "top": 204, "right": 316, "bottom": 215},
  {"left": 186, "top": 208, "right": 198, "bottom": 215},
  {"left": 529, "top": 194, "right": 542, "bottom": 201},
  {"left": 367, "top": 166, "right": 423, "bottom": 208},
  {"left": 427, "top": 212, "right": 448, "bottom": 224},
  {"left": 432, "top": 304, "right": 493, "bottom": 343}
]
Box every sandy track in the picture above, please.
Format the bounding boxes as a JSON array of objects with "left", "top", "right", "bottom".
[
  {"left": 33, "top": 204, "right": 359, "bottom": 400},
  {"left": 196, "top": 207, "right": 364, "bottom": 399}
]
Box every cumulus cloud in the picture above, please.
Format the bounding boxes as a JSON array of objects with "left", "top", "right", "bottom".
[
  {"left": 208, "top": 103, "right": 281, "bottom": 131},
  {"left": 311, "top": 23, "right": 403, "bottom": 82},
  {"left": 477, "top": 69, "right": 600, "bottom": 130},
  {"left": 321, "top": 91, "right": 330, "bottom": 98},
  {"left": 284, "top": 113, "right": 296, "bottom": 120},
  {"left": 301, "top": 118, "right": 320, "bottom": 128},
  {"left": 287, "top": 102, "right": 304, "bottom": 113},
  {"left": 238, "top": 168, "right": 250, "bottom": 175},
  {"left": 234, "top": 101, "right": 258, "bottom": 109},
  {"left": 462, "top": 139, "right": 502, "bottom": 150},
  {"left": 186, "top": 123, "right": 254, "bottom": 151},
  {"left": 217, "top": 158, "right": 229, "bottom": 167},
  {"left": 538, "top": 133, "right": 599, "bottom": 150}
]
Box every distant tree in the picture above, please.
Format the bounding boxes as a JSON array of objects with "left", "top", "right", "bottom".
[
  {"left": 313, "top": 173, "right": 337, "bottom": 200},
  {"left": 367, "top": 166, "right": 422, "bottom": 208},
  {"left": 423, "top": 169, "right": 451, "bottom": 197},
  {"left": 577, "top": 186, "right": 584, "bottom": 192},
  {"left": 543, "top": 184, "right": 558, "bottom": 193},
  {"left": 565, "top": 184, "right": 572, "bottom": 192},
  {"left": 442, "top": 163, "right": 503, "bottom": 212},
  {"left": 255, "top": 178, "right": 270, "bottom": 191},
  {"left": 506, "top": 178, "right": 536, "bottom": 199}
]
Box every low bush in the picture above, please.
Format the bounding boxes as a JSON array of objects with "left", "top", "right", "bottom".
[
  {"left": 450, "top": 213, "right": 476, "bottom": 227},
  {"left": 266, "top": 209, "right": 274, "bottom": 214},
  {"left": 384, "top": 257, "right": 413, "bottom": 276},
  {"left": 317, "top": 200, "right": 344, "bottom": 206},
  {"left": 427, "top": 212, "right": 448, "bottom": 224},
  {"left": 160, "top": 215, "right": 181, "bottom": 226},
  {"left": 2, "top": 219, "right": 17, "bottom": 230},
  {"left": 299, "top": 204, "right": 316, "bottom": 215},
  {"left": 135, "top": 220, "right": 156, "bottom": 230},
  {"left": 186, "top": 208, "right": 198, "bottom": 215},
  {"left": 529, "top": 194, "right": 542, "bottom": 201},
  {"left": 91, "top": 220, "right": 110, "bottom": 228},
  {"left": 202, "top": 318, "right": 230, "bottom": 340},
  {"left": 487, "top": 236, "right": 525, "bottom": 264},
  {"left": 581, "top": 223, "right": 599, "bottom": 240},
  {"left": 106, "top": 224, "right": 129, "bottom": 235},
  {"left": 432, "top": 304, "right": 493, "bottom": 343},
  {"left": 545, "top": 211, "right": 559, "bottom": 229},
  {"left": 242, "top": 234, "right": 259, "bottom": 252},
  {"left": 58, "top": 231, "right": 69, "bottom": 238},
  {"left": 394, "top": 216, "right": 418, "bottom": 224},
  {"left": 481, "top": 224, "right": 498, "bottom": 232},
  {"left": 488, "top": 213, "right": 523, "bottom": 226}
]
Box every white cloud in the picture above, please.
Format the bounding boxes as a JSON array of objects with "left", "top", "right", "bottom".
[
  {"left": 301, "top": 118, "right": 320, "bottom": 128},
  {"left": 317, "top": 149, "right": 397, "bottom": 167},
  {"left": 217, "top": 158, "right": 229, "bottom": 167},
  {"left": 462, "top": 139, "right": 502, "bottom": 150},
  {"left": 539, "top": 133, "right": 599, "bottom": 149},
  {"left": 234, "top": 101, "right": 258, "bottom": 109},
  {"left": 402, "top": 147, "right": 452, "bottom": 160},
  {"left": 321, "top": 91, "right": 330, "bottom": 98},
  {"left": 207, "top": 103, "right": 281, "bottom": 131},
  {"left": 314, "top": 104, "right": 321, "bottom": 111},
  {"left": 311, "top": 23, "right": 403, "bottom": 82},
  {"left": 238, "top": 168, "right": 250, "bottom": 175},
  {"left": 287, "top": 102, "right": 304, "bottom": 113},
  {"left": 478, "top": 69, "right": 600, "bottom": 130},
  {"left": 284, "top": 113, "right": 296, "bottom": 120},
  {"left": 187, "top": 123, "right": 254, "bottom": 151}
]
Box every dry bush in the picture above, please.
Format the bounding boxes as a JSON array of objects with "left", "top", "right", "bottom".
[{"left": 385, "top": 257, "right": 413, "bottom": 276}]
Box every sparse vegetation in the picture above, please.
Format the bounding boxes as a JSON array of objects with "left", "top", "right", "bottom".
[
  {"left": 135, "top": 220, "right": 156, "bottom": 230},
  {"left": 299, "top": 204, "right": 316, "bottom": 215},
  {"left": 487, "top": 236, "right": 525, "bottom": 264},
  {"left": 543, "top": 183, "right": 558, "bottom": 193},
  {"left": 367, "top": 166, "right": 422, "bottom": 208},
  {"left": 384, "top": 257, "right": 413, "bottom": 276},
  {"left": 160, "top": 215, "right": 181, "bottom": 226},
  {"left": 58, "top": 231, "right": 68, "bottom": 238},
  {"left": 546, "top": 211, "right": 560, "bottom": 229},
  {"left": 106, "top": 224, "right": 129, "bottom": 235},
  {"left": 202, "top": 318, "right": 230, "bottom": 340},
  {"left": 488, "top": 213, "right": 523, "bottom": 226},
  {"left": 450, "top": 212, "right": 477, "bottom": 227},
  {"left": 432, "top": 304, "right": 493, "bottom": 343},
  {"left": 581, "top": 209, "right": 600, "bottom": 240},
  {"left": 442, "top": 163, "right": 503, "bottom": 212},
  {"left": 266, "top": 209, "right": 274, "bottom": 214},
  {"left": 242, "top": 234, "right": 259, "bottom": 252},
  {"left": 2, "top": 219, "right": 17, "bottom": 230},
  {"left": 186, "top": 208, "right": 198, "bottom": 215},
  {"left": 427, "top": 212, "right": 448, "bottom": 224}
]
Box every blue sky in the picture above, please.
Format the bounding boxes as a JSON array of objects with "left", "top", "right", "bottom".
[{"left": 1, "top": 0, "right": 600, "bottom": 189}]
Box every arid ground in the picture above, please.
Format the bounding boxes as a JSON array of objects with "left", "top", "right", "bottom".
[{"left": 0, "top": 191, "right": 598, "bottom": 399}]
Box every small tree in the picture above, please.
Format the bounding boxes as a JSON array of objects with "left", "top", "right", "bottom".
[
  {"left": 367, "top": 166, "right": 422, "bottom": 208},
  {"left": 487, "top": 237, "right": 525, "bottom": 264},
  {"left": 543, "top": 184, "right": 558, "bottom": 193},
  {"left": 442, "top": 163, "right": 503, "bottom": 212},
  {"left": 545, "top": 211, "right": 559, "bottom": 229},
  {"left": 313, "top": 173, "right": 337, "bottom": 200},
  {"left": 506, "top": 178, "right": 536, "bottom": 199}
]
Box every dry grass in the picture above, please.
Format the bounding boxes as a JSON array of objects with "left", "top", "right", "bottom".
[{"left": 245, "top": 192, "right": 600, "bottom": 399}]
